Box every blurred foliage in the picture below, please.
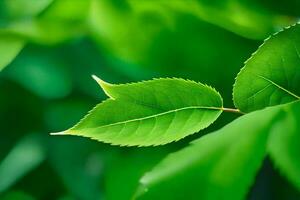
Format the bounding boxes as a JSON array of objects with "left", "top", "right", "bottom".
[
  {"left": 0, "top": 34, "right": 24, "bottom": 71},
  {"left": 0, "top": 0, "right": 299, "bottom": 200},
  {"left": 0, "top": 134, "right": 45, "bottom": 193}
]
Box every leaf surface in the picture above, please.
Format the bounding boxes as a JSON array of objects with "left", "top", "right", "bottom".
[
  {"left": 0, "top": 0, "right": 53, "bottom": 18},
  {"left": 5, "top": 49, "right": 72, "bottom": 99},
  {"left": 268, "top": 100, "right": 300, "bottom": 191},
  {"left": 0, "top": 34, "right": 24, "bottom": 71},
  {"left": 135, "top": 104, "right": 284, "bottom": 200},
  {"left": 233, "top": 23, "right": 300, "bottom": 113},
  {"left": 156, "top": 0, "right": 293, "bottom": 40},
  {"left": 52, "top": 77, "right": 223, "bottom": 146},
  {"left": 0, "top": 134, "right": 45, "bottom": 193}
]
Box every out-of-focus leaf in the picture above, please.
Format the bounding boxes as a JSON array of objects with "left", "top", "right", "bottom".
[
  {"left": 89, "top": 0, "right": 294, "bottom": 62},
  {"left": 268, "top": 100, "right": 300, "bottom": 191},
  {"left": 56, "top": 40, "right": 133, "bottom": 99},
  {"left": 90, "top": 0, "right": 259, "bottom": 105},
  {"left": 44, "top": 99, "right": 93, "bottom": 131},
  {"left": 105, "top": 147, "right": 173, "bottom": 200},
  {"left": 135, "top": 104, "right": 285, "bottom": 200},
  {"left": 157, "top": 0, "right": 294, "bottom": 39},
  {"left": 233, "top": 23, "right": 300, "bottom": 113},
  {"left": 1, "top": 191, "right": 35, "bottom": 200},
  {"left": 0, "top": 34, "right": 24, "bottom": 71},
  {"left": 40, "top": 0, "right": 91, "bottom": 21},
  {"left": 0, "top": 0, "right": 90, "bottom": 45},
  {"left": 0, "top": 134, "right": 45, "bottom": 193},
  {"left": 44, "top": 95, "right": 104, "bottom": 200},
  {"left": 0, "top": 0, "right": 53, "bottom": 18},
  {"left": 5, "top": 46, "right": 72, "bottom": 99},
  {"left": 252, "top": 0, "right": 300, "bottom": 17},
  {"left": 53, "top": 77, "right": 223, "bottom": 146},
  {"left": 48, "top": 137, "right": 105, "bottom": 200},
  {"left": 2, "top": 19, "right": 86, "bottom": 45},
  {"left": 57, "top": 196, "right": 77, "bottom": 200},
  {"left": 89, "top": 0, "right": 170, "bottom": 65}
]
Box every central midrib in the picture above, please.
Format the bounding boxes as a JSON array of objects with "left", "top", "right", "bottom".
[{"left": 71, "top": 105, "right": 222, "bottom": 131}]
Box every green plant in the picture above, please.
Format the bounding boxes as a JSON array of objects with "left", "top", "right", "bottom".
[{"left": 51, "top": 23, "right": 300, "bottom": 199}]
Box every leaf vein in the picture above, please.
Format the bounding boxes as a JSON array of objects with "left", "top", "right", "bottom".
[{"left": 256, "top": 75, "right": 300, "bottom": 100}]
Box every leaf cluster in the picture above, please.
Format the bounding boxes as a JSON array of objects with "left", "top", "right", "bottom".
[{"left": 56, "top": 23, "right": 300, "bottom": 200}]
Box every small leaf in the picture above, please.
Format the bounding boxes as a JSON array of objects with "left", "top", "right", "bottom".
[
  {"left": 0, "top": 34, "right": 25, "bottom": 71},
  {"left": 233, "top": 23, "right": 300, "bottom": 113},
  {"left": 52, "top": 76, "right": 223, "bottom": 146},
  {"left": 268, "top": 100, "right": 300, "bottom": 191},
  {"left": 134, "top": 104, "right": 282, "bottom": 200}
]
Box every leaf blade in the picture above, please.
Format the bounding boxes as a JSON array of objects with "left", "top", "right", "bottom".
[
  {"left": 0, "top": 134, "right": 45, "bottom": 193},
  {"left": 233, "top": 23, "right": 300, "bottom": 112},
  {"left": 54, "top": 78, "right": 223, "bottom": 146},
  {"left": 0, "top": 34, "right": 25, "bottom": 71},
  {"left": 268, "top": 100, "right": 300, "bottom": 191},
  {"left": 134, "top": 102, "right": 293, "bottom": 200}
]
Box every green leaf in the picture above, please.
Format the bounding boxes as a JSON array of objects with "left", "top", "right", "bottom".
[
  {"left": 134, "top": 104, "right": 283, "bottom": 200},
  {"left": 0, "top": 34, "right": 24, "bottom": 71},
  {"left": 89, "top": 0, "right": 260, "bottom": 106},
  {"left": 233, "top": 23, "right": 300, "bottom": 113},
  {"left": 105, "top": 147, "right": 172, "bottom": 200},
  {"left": 48, "top": 138, "right": 103, "bottom": 200},
  {"left": 155, "top": 0, "right": 294, "bottom": 40},
  {"left": 0, "top": 0, "right": 53, "bottom": 18},
  {"left": 2, "top": 19, "right": 86, "bottom": 45},
  {"left": 52, "top": 76, "right": 223, "bottom": 146},
  {"left": 40, "top": 0, "right": 91, "bottom": 21},
  {"left": 0, "top": 134, "right": 45, "bottom": 193},
  {"left": 268, "top": 100, "right": 300, "bottom": 191},
  {"left": 5, "top": 47, "right": 72, "bottom": 99},
  {"left": 1, "top": 0, "right": 90, "bottom": 46},
  {"left": 1, "top": 191, "right": 35, "bottom": 200}
]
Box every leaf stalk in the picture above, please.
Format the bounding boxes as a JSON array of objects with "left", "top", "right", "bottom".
[{"left": 222, "top": 107, "right": 244, "bottom": 115}]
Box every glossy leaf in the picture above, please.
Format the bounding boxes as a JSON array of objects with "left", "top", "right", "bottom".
[
  {"left": 233, "top": 23, "right": 300, "bottom": 113},
  {"left": 268, "top": 100, "right": 300, "bottom": 191},
  {"left": 135, "top": 104, "right": 283, "bottom": 200},
  {"left": 52, "top": 77, "right": 223, "bottom": 146}
]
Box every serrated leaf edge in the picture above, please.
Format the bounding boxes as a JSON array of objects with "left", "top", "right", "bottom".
[
  {"left": 232, "top": 22, "right": 300, "bottom": 112},
  {"left": 51, "top": 77, "right": 224, "bottom": 147}
]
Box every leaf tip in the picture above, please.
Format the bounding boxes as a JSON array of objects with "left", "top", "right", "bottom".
[
  {"left": 50, "top": 131, "right": 68, "bottom": 136},
  {"left": 133, "top": 183, "right": 148, "bottom": 199},
  {"left": 91, "top": 75, "right": 114, "bottom": 98},
  {"left": 91, "top": 74, "right": 110, "bottom": 86},
  {"left": 91, "top": 74, "right": 101, "bottom": 82}
]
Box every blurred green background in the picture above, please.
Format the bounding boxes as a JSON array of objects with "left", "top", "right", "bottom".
[{"left": 0, "top": 0, "right": 300, "bottom": 199}]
